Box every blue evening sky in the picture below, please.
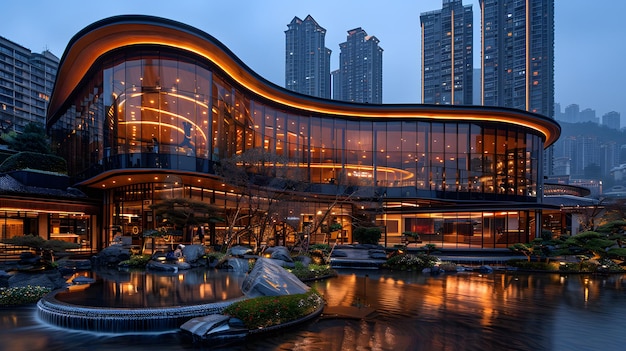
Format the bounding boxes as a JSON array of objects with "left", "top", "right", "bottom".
[{"left": 0, "top": 0, "right": 623, "bottom": 123}]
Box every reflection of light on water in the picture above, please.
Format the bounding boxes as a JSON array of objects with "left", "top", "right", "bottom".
[
  {"left": 584, "top": 277, "right": 590, "bottom": 302},
  {"left": 124, "top": 283, "right": 136, "bottom": 295},
  {"left": 6, "top": 271, "right": 626, "bottom": 350},
  {"left": 50, "top": 268, "right": 248, "bottom": 311}
]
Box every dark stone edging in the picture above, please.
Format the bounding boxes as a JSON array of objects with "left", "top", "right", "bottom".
[
  {"left": 37, "top": 289, "right": 246, "bottom": 332},
  {"left": 298, "top": 273, "right": 337, "bottom": 283}
]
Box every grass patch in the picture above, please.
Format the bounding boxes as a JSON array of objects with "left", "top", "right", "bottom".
[
  {"left": 223, "top": 288, "right": 323, "bottom": 329},
  {"left": 287, "top": 262, "right": 337, "bottom": 281}
]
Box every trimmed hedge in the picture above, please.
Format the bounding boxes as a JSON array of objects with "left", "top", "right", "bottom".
[{"left": 0, "top": 151, "right": 67, "bottom": 174}]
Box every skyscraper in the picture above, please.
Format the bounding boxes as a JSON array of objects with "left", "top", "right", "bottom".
[
  {"left": 480, "top": 0, "right": 554, "bottom": 176},
  {"left": 480, "top": 0, "right": 554, "bottom": 117},
  {"left": 334, "top": 27, "right": 383, "bottom": 104},
  {"left": 0, "top": 36, "right": 59, "bottom": 132},
  {"left": 420, "top": 0, "right": 473, "bottom": 105},
  {"left": 285, "top": 15, "right": 331, "bottom": 99}
]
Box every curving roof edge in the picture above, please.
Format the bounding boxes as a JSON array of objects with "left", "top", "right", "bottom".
[{"left": 47, "top": 15, "right": 560, "bottom": 146}]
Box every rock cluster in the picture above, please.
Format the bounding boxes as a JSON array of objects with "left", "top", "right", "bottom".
[{"left": 241, "top": 258, "right": 309, "bottom": 298}]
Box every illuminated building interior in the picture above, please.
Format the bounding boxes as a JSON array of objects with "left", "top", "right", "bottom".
[{"left": 45, "top": 15, "right": 560, "bottom": 250}]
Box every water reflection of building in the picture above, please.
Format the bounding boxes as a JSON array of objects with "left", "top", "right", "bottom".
[{"left": 45, "top": 15, "right": 561, "bottom": 251}]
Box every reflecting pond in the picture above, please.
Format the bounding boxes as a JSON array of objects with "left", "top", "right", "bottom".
[{"left": 2, "top": 269, "right": 626, "bottom": 351}]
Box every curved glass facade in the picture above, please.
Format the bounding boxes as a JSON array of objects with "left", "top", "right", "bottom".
[
  {"left": 47, "top": 17, "right": 559, "bottom": 250},
  {"left": 50, "top": 48, "right": 543, "bottom": 202}
]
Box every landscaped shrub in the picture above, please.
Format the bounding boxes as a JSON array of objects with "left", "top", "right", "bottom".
[
  {"left": 223, "top": 289, "right": 323, "bottom": 329},
  {"left": 0, "top": 151, "right": 67, "bottom": 174},
  {"left": 383, "top": 253, "right": 439, "bottom": 271},
  {"left": 596, "top": 220, "right": 626, "bottom": 234},
  {"left": 557, "top": 260, "right": 599, "bottom": 272},
  {"left": 206, "top": 251, "right": 225, "bottom": 263},
  {"left": 118, "top": 254, "right": 152, "bottom": 268},
  {"left": 353, "top": 226, "right": 382, "bottom": 245},
  {"left": 0, "top": 285, "right": 51, "bottom": 306},
  {"left": 288, "top": 262, "right": 337, "bottom": 281},
  {"left": 308, "top": 244, "right": 330, "bottom": 265},
  {"left": 309, "top": 243, "right": 330, "bottom": 253},
  {"left": 596, "top": 258, "right": 624, "bottom": 272},
  {"left": 507, "top": 259, "right": 559, "bottom": 271},
  {"left": 1, "top": 234, "right": 80, "bottom": 252}
]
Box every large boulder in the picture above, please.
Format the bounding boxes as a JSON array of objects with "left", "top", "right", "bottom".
[
  {"left": 228, "top": 245, "right": 253, "bottom": 257},
  {"left": 330, "top": 250, "right": 348, "bottom": 257},
  {"left": 181, "top": 244, "right": 206, "bottom": 264},
  {"left": 56, "top": 259, "right": 92, "bottom": 275},
  {"left": 8, "top": 270, "right": 67, "bottom": 290},
  {"left": 241, "top": 258, "right": 309, "bottom": 298},
  {"left": 368, "top": 249, "right": 388, "bottom": 260},
  {"left": 146, "top": 260, "right": 191, "bottom": 272},
  {"left": 0, "top": 270, "right": 10, "bottom": 288},
  {"left": 224, "top": 258, "right": 250, "bottom": 272},
  {"left": 91, "top": 245, "right": 131, "bottom": 267},
  {"left": 267, "top": 246, "right": 293, "bottom": 263}
]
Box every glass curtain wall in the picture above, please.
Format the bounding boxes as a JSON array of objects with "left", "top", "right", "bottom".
[
  {"left": 51, "top": 48, "right": 541, "bottom": 203},
  {"left": 399, "top": 210, "right": 532, "bottom": 249},
  {"left": 48, "top": 47, "right": 546, "bottom": 248}
]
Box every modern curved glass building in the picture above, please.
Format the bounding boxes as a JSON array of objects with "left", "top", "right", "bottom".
[{"left": 47, "top": 15, "right": 560, "bottom": 250}]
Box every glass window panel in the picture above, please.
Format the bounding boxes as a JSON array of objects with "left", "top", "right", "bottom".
[
  {"left": 287, "top": 114, "right": 298, "bottom": 160},
  {"left": 457, "top": 124, "right": 469, "bottom": 192},
  {"left": 263, "top": 106, "right": 275, "bottom": 153},
  {"left": 416, "top": 122, "right": 428, "bottom": 189},
  {"left": 275, "top": 110, "right": 287, "bottom": 156},
  {"left": 431, "top": 123, "right": 444, "bottom": 191},
  {"left": 516, "top": 131, "right": 527, "bottom": 196},
  {"left": 309, "top": 118, "right": 322, "bottom": 182},
  {"left": 496, "top": 128, "right": 507, "bottom": 194},
  {"left": 375, "top": 122, "right": 387, "bottom": 185},
  {"left": 401, "top": 121, "right": 417, "bottom": 187},
  {"left": 444, "top": 124, "right": 458, "bottom": 192}
]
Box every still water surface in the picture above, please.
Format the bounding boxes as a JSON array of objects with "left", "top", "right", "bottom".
[{"left": 1, "top": 269, "right": 625, "bottom": 351}]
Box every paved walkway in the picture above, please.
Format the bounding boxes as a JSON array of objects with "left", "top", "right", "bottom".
[{"left": 329, "top": 245, "right": 525, "bottom": 269}]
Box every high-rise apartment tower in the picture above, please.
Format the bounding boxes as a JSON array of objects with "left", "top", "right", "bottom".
[
  {"left": 480, "top": 0, "right": 555, "bottom": 176},
  {"left": 0, "top": 36, "right": 59, "bottom": 132},
  {"left": 480, "top": 0, "right": 554, "bottom": 116},
  {"left": 285, "top": 15, "right": 331, "bottom": 99},
  {"left": 420, "top": 0, "right": 473, "bottom": 105},
  {"left": 334, "top": 27, "right": 383, "bottom": 104}
]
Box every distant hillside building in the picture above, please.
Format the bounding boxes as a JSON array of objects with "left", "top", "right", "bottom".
[
  {"left": 562, "top": 104, "right": 601, "bottom": 124},
  {"left": 334, "top": 27, "right": 383, "bottom": 104},
  {"left": 285, "top": 15, "right": 331, "bottom": 99},
  {"left": 602, "top": 111, "right": 621, "bottom": 130},
  {"left": 0, "top": 36, "right": 59, "bottom": 132},
  {"left": 579, "top": 108, "right": 598, "bottom": 124},
  {"left": 420, "top": 0, "right": 473, "bottom": 105},
  {"left": 563, "top": 104, "right": 580, "bottom": 123}
]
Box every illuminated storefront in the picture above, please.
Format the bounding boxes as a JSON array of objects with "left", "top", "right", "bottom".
[
  {"left": 0, "top": 172, "right": 99, "bottom": 249},
  {"left": 46, "top": 16, "right": 560, "bottom": 250}
]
